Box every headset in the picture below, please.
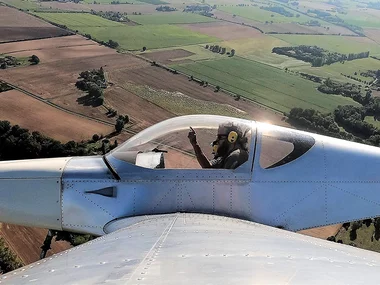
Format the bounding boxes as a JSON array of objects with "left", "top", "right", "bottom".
[
  {"left": 212, "top": 130, "right": 239, "bottom": 154},
  {"left": 227, "top": 131, "right": 238, "bottom": 144}
]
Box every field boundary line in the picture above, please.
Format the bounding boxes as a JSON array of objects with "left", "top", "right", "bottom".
[{"left": 2, "top": 81, "right": 135, "bottom": 134}]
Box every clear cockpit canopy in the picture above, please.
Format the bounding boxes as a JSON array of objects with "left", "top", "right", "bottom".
[{"left": 107, "top": 115, "right": 253, "bottom": 169}]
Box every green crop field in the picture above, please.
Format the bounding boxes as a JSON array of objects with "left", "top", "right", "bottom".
[
  {"left": 34, "top": 12, "right": 124, "bottom": 27},
  {"left": 33, "top": 12, "right": 217, "bottom": 50},
  {"left": 218, "top": 5, "right": 312, "bottom": 23},
  {"left": 1, "top": 0, "right": 41, "bottom": 10},
  {"left": 172, "top": 57, "right": 359, "bottom": 113},
  {"left": 80, "top": 25, "right": 217, "bottom": 50},
  {"left": 274, "top": 34, "right": 380, "bottom": 54},
  {"left": 129, "top": 12, "right": 218, "bottom": 25}
]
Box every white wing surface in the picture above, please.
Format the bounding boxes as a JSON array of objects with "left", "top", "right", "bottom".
[{"left": 2, "top": 213, "right": 380, "bottom": 284}]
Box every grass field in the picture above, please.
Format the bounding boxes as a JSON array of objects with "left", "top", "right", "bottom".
[
  {"left": 129, "top": 12, "right": 218, "bottom": 25},
  {"left": 274, "top": 34, "right": 380, "bottom": 54},
  {"left": 34, "top": 13, "right": 217, "bottom": 50},
  {"left": 33, "top": 12, "right": 124, "bottom": 27},
  {"left": 172, "top": 57, "right": 359, "bottom": 113},
  {"left": 218, "top": 5, "right": 313, "bottom": 23},
  {"left": 294, "top": 58, "right": 380, "bottom": 83},
  {"left": 364, "top": 116, "right": 380, "bottom": 129}
]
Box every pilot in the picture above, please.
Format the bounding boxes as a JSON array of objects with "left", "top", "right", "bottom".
[{"left": 188, "top": 123, "right": 249, "bottom": 169}]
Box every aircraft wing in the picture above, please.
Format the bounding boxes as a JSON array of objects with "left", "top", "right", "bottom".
[{"left": 2, "top": 213, "right": 380, "bottom": 284}]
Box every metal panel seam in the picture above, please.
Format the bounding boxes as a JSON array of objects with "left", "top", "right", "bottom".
[{"left": 126, "top": 213, "right": 179, "bottom": 284}]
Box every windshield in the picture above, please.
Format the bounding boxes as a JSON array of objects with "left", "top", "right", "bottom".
[
  {"left": 107, "top": 115, "right": 253, "bottom": 169},
  {"left": 258, "top": 123, "right": 316, "bottom": 169}
]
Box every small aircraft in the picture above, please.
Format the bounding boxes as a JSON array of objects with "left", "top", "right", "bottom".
[{"left": 1, "top": 114, "right": 380, "bottom": 284}]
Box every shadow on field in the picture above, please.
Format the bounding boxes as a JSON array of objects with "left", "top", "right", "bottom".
[{"left": 76, "top": 94, "right": 102, "bottom": 107}]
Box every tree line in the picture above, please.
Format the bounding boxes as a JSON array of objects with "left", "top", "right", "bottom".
[
  {"left": 205, "top": 44, "right": 235, "bottom": 56},
  {"left": 261, "top": 6, "right": 294, "bottom": 17},
  {"left": 272, "top": 45, "right": 369, "bottom": 67},
  {"left": 156, "top": 5, "right": 176, "bottom": 12},
  {"left": 90, "top": 10, "right": 129, "bottom": 23}
]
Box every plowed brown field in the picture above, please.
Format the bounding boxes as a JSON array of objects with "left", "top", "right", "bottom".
[
  {"left": 0, "top": 35, "right": 149, "bottom": 121},
  {"left": 0, "top": 6, "right": 69, "bottom": 42},
  {"left": 299, "top": 224, "right": 342, "bottom": 239},
  {"left": 0, "top": 89, "right": 112, "bottom": 142},
  {"left": 0, "top": 223, "right": 71, "bottom": 265}
]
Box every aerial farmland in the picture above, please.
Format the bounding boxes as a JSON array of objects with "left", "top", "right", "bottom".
[{"left": 1, "top": 0, "right": 380, "bottom": 268}]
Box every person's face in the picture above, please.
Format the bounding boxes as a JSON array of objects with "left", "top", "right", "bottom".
[{"left": 215, "top": 133, "right": 229, "bottom": 157}]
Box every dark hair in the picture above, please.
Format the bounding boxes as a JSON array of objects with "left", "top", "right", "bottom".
[{"left": 220, "top": 122, "right": 250, "bottom": 151}]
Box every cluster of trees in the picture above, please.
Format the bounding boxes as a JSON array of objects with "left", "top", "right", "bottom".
[
  {"left": 360, "top": 69, "right": 380, "bottom": 79},
  {"left": 131, "top": 12, "right": 142, "bottom": 15},
  {"left": 287, "top": 103, "right": 380, "bottom": 146},
  {"left": 115, "top": 115, "right": 129, "bottom": 132},
  {"left": 341, "top": 219, "right": 380, "bottom": 243},
  {"left": 156, "top": 5, "right": 176, "bottom": 12},
  {"left": 90, "top": 10, "right": 129, "bottom": 22},
  {"left": 184, "top": 4, "right": 211, "bottom": 13},
  {"left": 303, "top": 20, "right": 321, "bottom": 27},
  {"left": 287, "top": 108, "right": 347, "bottom": 139},
  {"left": 75, "top": 68, "right": 106, "bottom": 105},
  {"left": 307, "top": 9, "right": 331, "bottom": 18},
  {"left": 318, "top": 78, "right": 375, "bottom": 107},
  {"left": 334, "top": 105, "right": 376, "bottom": 138},
  {"left": 0, "top": 56, "right": 19, "bottom": 69},
  {"left": 272, "top": 45, "right": 369, "bottom": 67},
  {"left": 299, "top": 72, "right": 322, "bottom": 83},
  {"left": 0, "top": 238, "right": 23, "bottom": 274},
  {"left": 0, "top": 121, "right": 99, "bottom": 161},
  {"left": 205, "top": 45, "right": 235, "bottom": 56},
  {"left": 261, "top": 6, "right": 294, "bottom": 17},
  {"left": 0, "top": 82, "right": 12, "bottom": 93},
  {"left": 102, "top": 39, "right": 119, "bottom": 49}
]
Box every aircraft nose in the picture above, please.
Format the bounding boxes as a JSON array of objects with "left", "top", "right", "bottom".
[{"left": 0, "top": 157, "right": 70, "bottom": 230}]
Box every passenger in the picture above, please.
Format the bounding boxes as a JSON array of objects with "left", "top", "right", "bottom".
[{"left": 188, "top": 123, "right": 249, "bottom": 169}]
